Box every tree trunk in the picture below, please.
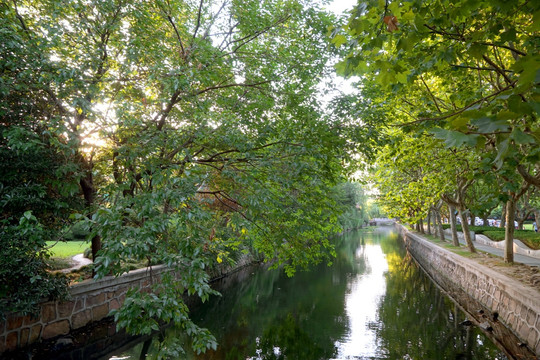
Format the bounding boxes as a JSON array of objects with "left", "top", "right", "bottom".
[
  {"left": 504, "top": 199, "right": 515, "bottom": 263},
  {"left": 500, "top": 203, "right": 506, "bottom": 228},
  {"left": 449, "top": 205, "right": 459, "bottom": 246},
  {"left": 79, "top": 155, "right": 101, "bottom": 270},
  {"left": 482, "top": 214, "right": 489, "bottom": 227},
  {"left": 418, "top": 218, "right": 425, "bottom": 234},
  {"left": 517, "top": 218, "right": 525, "bottom": 230},
  {"left": 535, "top": 210, "right": 539, "bottom": 232},
  {"left": 436, "top": 209, "right": 445, "bottom": 242},
  {"left": 459, "top": 209, "right": 475, "bottom": 252},
  {"left": 427, "top": 210, "right": 432, "bottom": 235}
]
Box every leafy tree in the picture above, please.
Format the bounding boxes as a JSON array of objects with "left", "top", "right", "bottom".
[
  {"left": 335, "top": 181, "right": 369, "bottom": 230},
  {"left": 1, "top": 0, "right": 358, "bottom": 353},
  {"left": 371, "top": 130, "right": 451, "bottom": 231},
  {"left": 335, "top": 0, "right": 539, "bottom": 261},
  {"left": 0, "top": 8, "right": 85, "bottom": 317}
]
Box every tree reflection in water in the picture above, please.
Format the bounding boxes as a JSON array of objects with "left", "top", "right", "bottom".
[
  {"left": 373, "top": 232, "right": 508, "bottom": 360},
  {"left": 109, "top": 228, "right": 509, "bottom": 360}
]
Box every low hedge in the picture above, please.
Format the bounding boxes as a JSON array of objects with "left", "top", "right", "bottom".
[
  {"left": 440, "top": 224, "right": 540, "bottom": 249},
  {"left": 483, "top": 230, "right": 540, "bottom": 250},
  {"left": 441, "top": 224, "right": 502, "bottom": 234}
]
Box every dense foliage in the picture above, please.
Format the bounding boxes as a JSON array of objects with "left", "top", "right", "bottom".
[
  {"left": 335, "top": 181, "right": 369, "bottom": 230},
  {"left": 334, "top": 0, "right": 540, "bottom": 260},
  {"left": 0, "top": 0, "right": 378, "bottom": 353},
  {"left": 0, "top": 20, "right": 83, "bottom": 316}
]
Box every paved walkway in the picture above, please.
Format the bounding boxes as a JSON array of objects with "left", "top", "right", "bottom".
[
  {"left": 60, "top": 253, "right": 93, "bottom": 273},
  {"left": 458, "top": 238, "right": 540, "bottom": 267}
]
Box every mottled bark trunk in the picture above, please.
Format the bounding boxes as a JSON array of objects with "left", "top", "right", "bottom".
[
  {"left": 459, "top": 209, "right": 475, "bottom": 252},
  {"left": 426, "top": 211, "right": 432, "bottom": 235},
  {"left": 482, "top": 214, "right": 489, "bottom": 226},
  {"left": 418, "top": 218, "right": 425, "bottom": 234},
  {"left": 517, "top": 218, "right": 525, "bottom": 230},
  {"left": 449, "top": 205, "right": 459, "bottom": 246},
  {"left": 436, "top": 209, "right": 445, "bottom": 242},
  {"left": 504, "top": 199, "right": 515, "bottom": 263},
  {"left": 500, "top": 203, "right": 506, "bottom": 228}
]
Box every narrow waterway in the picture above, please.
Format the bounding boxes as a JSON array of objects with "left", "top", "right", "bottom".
[{"left": 107, "top": 226, "right": 508, "bottom": 359}]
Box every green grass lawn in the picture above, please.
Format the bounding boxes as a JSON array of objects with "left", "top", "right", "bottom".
[
  {"left": 46, "top": 241, "right": 90, "bottom": 258},
  {"left": 523, "top": 223, "right": 534, "bottom": 231}
]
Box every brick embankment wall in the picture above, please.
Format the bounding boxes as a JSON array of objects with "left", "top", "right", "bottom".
[
  {"left": 0, "top": 253, "right": 257, "bottom": 355},
  {"left": 398, "top": 225, "right": 540, "bottom": 358},
  {"left": 0, "top": 265, "right": 163, "bottom": 354}
]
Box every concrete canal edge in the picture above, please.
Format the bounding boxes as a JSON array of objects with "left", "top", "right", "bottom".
[
  {"left": 398, "top": 225, "right": 540, "bottom": 358},
  {"left": 0, "top": 254, "right": 257, "bottom": 355}
]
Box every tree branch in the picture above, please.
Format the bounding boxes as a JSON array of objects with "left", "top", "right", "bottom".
[
  {"left": 420, "top": 76, "right": 442, "bottom": 113},
  {"left": 194, "top": 79, "right": 271, "bottom": 96},
  {"left": 479, "top": 42, "right": 527, "bottom": 57},
  {"left": 398, "top": 81, "right": 516, "bottom": 125},
  {"left": 450, "top": 64, "right": 513, "bottom": 72},
  {"left": 195, "top": 141, "right": 300, "bottom": 163},
  {"left": 192, "top": 0, "right": 204, "bottom": 41},
  {"left": 166, "top": 14, "right": 186, "bottom": 59},
  {"left": 517, "top": 164, "right": 540, "bottom": 189},
  {"left": 229, "top": 15, "right": 290, "bottom": 54},
  {"left": 12, "top": 0, "right": 30, "bottom": 37},
  {"left": 482, "top": 55, "right": 514, "bottom": 87}
]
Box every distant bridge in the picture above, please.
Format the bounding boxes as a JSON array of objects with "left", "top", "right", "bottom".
[{"left": 369, "top": 218, "right": 396, "bottom": 226}]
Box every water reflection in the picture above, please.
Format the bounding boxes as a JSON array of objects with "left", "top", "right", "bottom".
[
  {"left": 335, "top": 236, "right": 388, "bottom": 358},
  {"left": 107, "top": 227, "right": 508, "bottom": 360}
]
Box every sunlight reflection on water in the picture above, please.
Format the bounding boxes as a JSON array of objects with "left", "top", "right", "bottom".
[{"left": 334, "top": 244, "right": 388, "bottom": 359}]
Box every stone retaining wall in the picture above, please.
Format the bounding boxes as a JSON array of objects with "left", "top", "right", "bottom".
[
  {"left": 399, "top": 225, "right": 540, "bottom": 358},
  {"left": 0, "top": 253, "right": 257, "bottom": 355},
  {"left": 0, "top": 265, "right": 165, "bottom": 354}
]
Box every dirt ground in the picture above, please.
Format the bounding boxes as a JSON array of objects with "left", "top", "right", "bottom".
[{"left": 467, "top": 251, "right": 540, "bottom": 292}]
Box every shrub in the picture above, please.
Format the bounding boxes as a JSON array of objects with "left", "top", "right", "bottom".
[
  {"left": 483, "top": 230, "right": 540, "bottom": 250},
  {"left": 0, "top": 213, "right": 69, "bottom": 318},
  {"left": 441, "top": 224, "right": 505, "bottom": 234}
]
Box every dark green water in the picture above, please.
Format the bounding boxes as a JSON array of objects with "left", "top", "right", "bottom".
[{"left": 107, "top": 227, "right": 508, "bottom": 360}]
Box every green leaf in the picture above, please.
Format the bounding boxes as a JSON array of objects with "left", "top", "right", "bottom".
[
  {"left": 495, "top": 110, "right": 518, "bottom": 120},
  {"left": 468, "top": 43, "right": 486, "bottom": 60},
  {"left": 332, "top": 34, "right": 347, "bottom": 48},
  {"left": 510, "top": 129, "right": 535, "bottom": 145},
  {"left": 470, "top": 117, "right": 510, "bottom": 133},
  {"left": 402, "top": 10, "right": 415, "bottom": 22},
  {"left": 334, "top": 60, "right": 347, "bottom": 75},
  {"left": 499, "top": 28, "right": 516, "bottom": 43},
  {"left": 449, "top": 117, "right": 469, "bottom": 130},
  {"left": 430, "top": 128, "right": 479, "bottom": 148},
  {"left": 493, "top": 138, "right": 510, "bottom": 169}
]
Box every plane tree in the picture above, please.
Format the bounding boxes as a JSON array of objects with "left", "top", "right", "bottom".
[
  {"left": 371, "top": 130, "right": 448, "bottom": 232},
  {"left": 334, "top": 0, "right": 539, "bottom": 261}
]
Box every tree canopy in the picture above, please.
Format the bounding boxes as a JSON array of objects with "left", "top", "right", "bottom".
[
  {"left": 333, "top": 0, "right": 539, "bottom": 261},
  {"left": 2, "top": 0, "right": 539, "bottom": 355},
  {"left": 0, "top": 0, "right": 382, "bottom": 355}
]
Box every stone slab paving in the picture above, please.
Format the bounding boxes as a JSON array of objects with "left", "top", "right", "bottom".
[
  {"left": 441, "top": 230, "right": 540, "bottom": 267},
  {"left": 60, "top": 253, "right": 93, "bottom": 273}
]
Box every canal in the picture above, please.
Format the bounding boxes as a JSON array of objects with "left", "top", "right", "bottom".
[{"left": 105, "top": 226, "right": 508, "bottom": 359}]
